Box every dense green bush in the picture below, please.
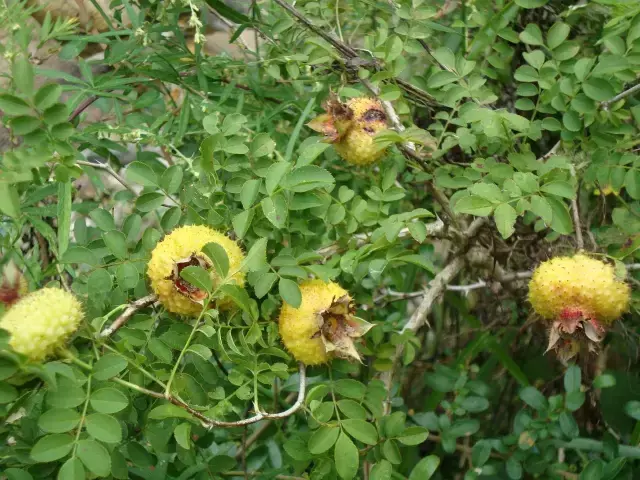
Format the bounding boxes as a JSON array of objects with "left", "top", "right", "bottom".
[{"left": 1, "top": 0, "right": 640, "bottom": 479}]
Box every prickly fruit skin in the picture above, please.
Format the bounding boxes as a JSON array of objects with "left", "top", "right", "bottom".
[
  {"left": 308, "top": 96, "right": 388, "bottom": 166},
  {"left": 278, "top": 280, "right": 348, "bottom": 365},
  {"left": 147, "top": 225, "right": 245, "bottom": 316},
  {"left": 0, "top": 288, "right": 83, "bottom": 362},
  {"left": 528, "top": 254, "right": 630, "bottom": 325}
]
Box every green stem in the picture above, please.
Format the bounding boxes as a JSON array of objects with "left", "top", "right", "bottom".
[
  {"left": 101, "top": 344, "right": 167, "bottom": 389},
  {"left": 72, "top": 372, "right": 92, "bottom": 457},
  {"left": 165, "top": 301, "right": 209, "bottom": 396},
  {"left": 550, "top": 438, "right": 640, "bottom": 459}
]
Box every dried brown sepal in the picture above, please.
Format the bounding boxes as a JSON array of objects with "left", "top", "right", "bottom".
[
  {"left": 545, "top": 306, "right": 606, "bottom": 360},
  {"left": 306, "top": 93, "right": 355, "bottom": 143},
  {"left": 313, "top": 295, "right": 373, "bottom": 363},
  {"left": 0, "top": 261, "right": 27, "bottom": 307},
  {"left": 166, "top": 253, "right": 211, "bottom": 305}
]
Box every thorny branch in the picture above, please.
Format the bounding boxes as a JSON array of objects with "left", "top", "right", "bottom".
[
  {"left": 379, "top": 218, "right": 485, "bottom": 413},
  {"left": 317, "top": 218, "right": 446, "bottom": 258},
  {"left": 99, "top": 294, "right": 159, "bottom": 337},
  {"left": 114, "top": 362, "right": 306, "bottom": 429}
]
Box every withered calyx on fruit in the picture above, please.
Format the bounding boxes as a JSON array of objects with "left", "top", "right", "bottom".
[
  {"left": 307, "top": 94, "right": 388, "bottom": 166},
  {"left": 279, "top": 280, "right": 373, "bottom": 365},
  {"left": 528, "top": 254, "right": 630, "bottom": 360}
]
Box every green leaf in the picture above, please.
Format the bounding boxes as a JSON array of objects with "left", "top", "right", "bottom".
[
  {"left": 13, "top": 56, "right": 34, "bottom": 97},
  {"left": 265, "top": 162, "right": 290, "bottom": 195},
  {"left": 624, "top": 169, "right": 639, "bottom": 200},
  {"left": 334, "top": 379, "right": 366, "bottom": 399},
  {"left": 563, "top": 110, "right": 582, "bottom": 132},
  {"left": 240, "top": 179, "right": 261, "bottom": 209},
  {"left": 180, "top": 265, "right": 212, "bottom": 293},
  {"left": 341, "top": 419, "right": 378, "bottom": 445},
  {"left": 90, "top": 388, "right": 129, "bottom": 414},
  {"left": 494, "top": 203, "right": 518, "bottom": 238},
  {"left": 57, "top": 458, "right": 85, "bottom": 480},
  {"left": 0, "top": 183, "right": 21, "bottom": 218},
  {"left": 76, "top": 439, "right": 111, "bottom": 477},
  {"left": 334, "top": 432, "right": 359, "bottom": 480},
  {"left": 624, "top": 400, "right": 640, "bottom": 420},
  {"left": 432, "top": 47, "right": 456, "bottom": 70},
  {"left": 31, "top": 434, "right": 74, "bottom": 462},
  {"left": 232, "top": 209, "right": 254, "bottom": 239},
  {"left": 220, "top": 284, "right": 256, "bottom": 319},
  {"left": 382, "top": 439, "right": 402, "bottom": 464},
  {"left": 284, "top": 166, "right": 335, "bottom": 192},
  {"left": 546, "top": 196, "right": 573, "bottom": 235},
  {"left": 370, "top": 460, "right": 392, "bottom": 480},
  {"left": 35, "top": 84, "right": 62, "bottom": 111},
  {"left": 308, "top": 426, "right": 340, "bottom": 454},
  {"left": 297, "top": 142, "right": 331, "bottom": 166},
  {"left": 540, "top": 181, "right": 575, "bottom": 199},
  {"left": 10, "top": 115, "right": 40, "bottom": 135},
  {"left": 103, "top": 230, "right": 128, "bottom": 260},
  {"left": 515, "top": 0, "right": 548, "bottom": 8},
  {"left": 408, "top": 455, "right": 440, "bottom": 480},
  {"left": 580, "top": 460, "right": 604, "bottom": 480},
  {"left": 547, "top": 22, "right": 570, "bottom": 50},
  {"left": 85, "top": 413, "right": 122, "bottom": 443},
  {"left": 254, "top": 272, "right": 278, "bottom": 298},
  {"left": 279, "top": 278, "right": 301, "bottom": 307},
  {"left": 519, "top": 24, "right": 544, "bottom": 45},
  {"left": 261, "top": 193, "right": 288, "bottom": 228},
  {"left": 160, "top": 165, "right": 183, "bottom": 194},
  {"left": 4, "top": 469, "right": 33, "bottom": 480},
  {"left": 559, "top": 412, "right": 579, "bottom": 438},
  {"left": 126, "top": 162, "right": 158, "bottom": 187},
  {"left": 566, "top": 390, "right": 585, "bottom": 411},
  {"left": 593, "top": 374, "right": 616, "bottom": 389},
  {"left": 241, "top": 237, "right": 268, "bottom": 272},
  {"left": 564, "top": 365, "right": 581, "bottom": 393},
  {"left": 448, "top": 419, "right": 480, "bottom": 437},
  {"left": 38, "top": 409, "right": 81, "bottom": 433},
  {"left": 529, "top": 195, "right": 553, "bottom": 225},
  {"left": 251, "top": 133, "right": 275, "bottom": 157},
  {"left": 89, "top": 209, "right": 116, "bottom": 231},
  {"left": 519, "top": 386, "right": 548, "bottom": 411},
  {"left": 397, "top": 426, "right": 429, "bottom": 446},
  {"left": 582, "top": 78, "right": 615, "bottom": 102},
  {"left": 149, "top": 403, "right": 195, "bottom": 420},
  {"left": 454, "top": 195, "right": 494, "bottom": 216},
  {"left": 174, "top": 422, "right": 192, "bottom": 449},
  {"left": 506, "top": 457, "right": 523, "bottom": 479},
  {"left": 472, "top": 440, "right": 492, "bottom": 467},
  {"left": 202, "top": 242, "right": 230, "bottom": 278},
  {"left": 116, "top": 263, "right": 139, "bottom": 290},
  {"left": 0, "top": 94, "right": 31, "bottom": 116},
  {"left": 93, "top": 354, "right": 127, "bottom": 381},
  {"left": 136, "top": 192, "right": 166, "bottom": 212}
]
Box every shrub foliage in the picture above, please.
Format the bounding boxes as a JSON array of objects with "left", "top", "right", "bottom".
[{"left": 1, "top": 0, "right": 640, "bottom": 479}]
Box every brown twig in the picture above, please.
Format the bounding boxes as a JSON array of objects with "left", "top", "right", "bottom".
[
  {"left": 69, "top": 96, "right": 99, "bottom": 122},
  {"left": 99, "top": 294, "right": 159, "bottom": 337},
  {"left": 601, "top": 81, "right": 640, "bottom": 111}
]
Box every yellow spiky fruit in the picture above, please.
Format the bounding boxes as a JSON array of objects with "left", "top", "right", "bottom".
[
  {"left": 0, "top": 288, "right": 83, "bottom": 362},
  {"left": 278, "top": 280, "right": 372, "bottom": 365},
  {"left": 528, "top": 254, "right": 630, "bottom": 359},
  {"left": 308, "top": 96, "right": 388, "bottom": 166},
  {"left": 147, "top": 225, "right": 245, "bottom": 316},
  {"left": 529, "top": 254, "right": 629, "bottom": 325}
]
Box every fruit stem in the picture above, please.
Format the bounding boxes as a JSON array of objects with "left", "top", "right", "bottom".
[{"left": 165, "top": 298, "right": 211, "bottom": 397}]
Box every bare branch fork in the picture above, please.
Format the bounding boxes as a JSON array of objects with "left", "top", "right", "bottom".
[{"left": 122, "top": 362, "right": 307, "bottom": 429}]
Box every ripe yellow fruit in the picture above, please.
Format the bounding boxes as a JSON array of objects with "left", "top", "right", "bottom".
[
  {"left": 278, "top": 280, "right": 372, "bottom": 365},
  {"left": 0, "top": 288, "right": 83, "bottom": 362},
  {"left": 147, "top": 225, "right": 245, "bottom": 316},
  {"left": 528, "top": 254, "right": 630, "bottom": 357},
  {"left": 308, "top": 95, "right": 388, "bottom": 166}
]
